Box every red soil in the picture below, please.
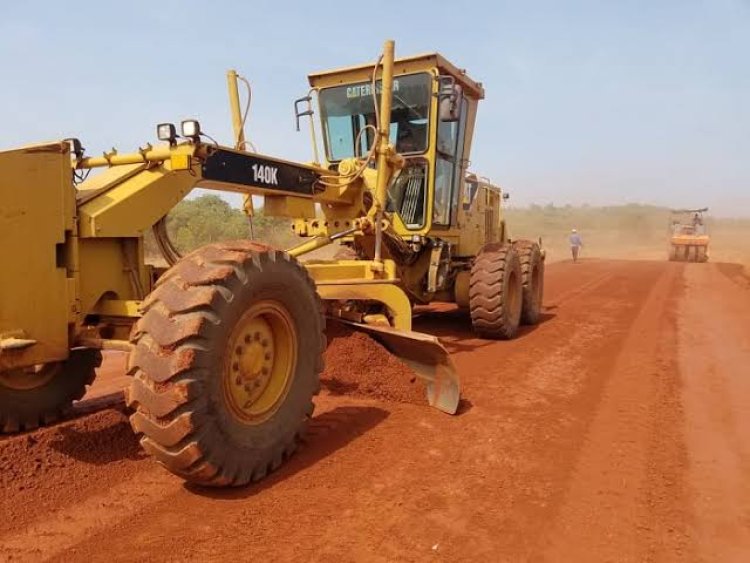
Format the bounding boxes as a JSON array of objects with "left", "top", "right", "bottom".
[
  {"left": 321, "top": 323, "right": 425, "bottom": 405},
  {"left": 1, "top": 260, "right": 749, "bottom": 562}
]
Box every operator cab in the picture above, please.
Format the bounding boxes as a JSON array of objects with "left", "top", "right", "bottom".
[
  {"left": 670, "top": 208, "right": 709, "bottom": 236},
  {"left": 307, "top": 53, "right": 484, "bottom": 235}
]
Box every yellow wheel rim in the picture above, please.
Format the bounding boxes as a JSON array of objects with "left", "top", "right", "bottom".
[
  {"left": 223, "top": 300, "right": 297, "bottom": 424},
  {"left": 0, "top": 363, "right": 60, "bottom": 390}
]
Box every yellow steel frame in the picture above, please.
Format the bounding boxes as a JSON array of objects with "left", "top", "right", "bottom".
[
  {"left": 0, "top": 39, "right": 499, "bottom": 371},
  {"left": 0, "top": 142, "right": 75, "bottom": 370},
  {"left": 0, "top": 40, "right": 422, "bottom": 371},
  {"left": 671, "top": 235, "right": 710, "bottom": 246},
  {"left": 306, "top": 259, "right": 411, "bottom": 330}
]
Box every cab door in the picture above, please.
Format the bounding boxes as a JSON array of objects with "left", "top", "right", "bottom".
[{"left": 432, "top": 97, "right": 467, "bottom": 228}]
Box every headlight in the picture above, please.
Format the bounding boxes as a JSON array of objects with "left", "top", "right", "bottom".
[
  {"left": 181, "top": 119, "right": 201, "bottom": 138},
  {"left": 157, "top": 123, "right": 177, "bottom": 144}
]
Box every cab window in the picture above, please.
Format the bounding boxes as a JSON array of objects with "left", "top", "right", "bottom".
[
  {"left": 463, "top": 179, "right": 479, "bottom": 210},
  {"left": 433, "top": 96, "right": 467, "bottom": 226},
  {"left": 319, "top": 73, "right": 431, "bottom": 161}
]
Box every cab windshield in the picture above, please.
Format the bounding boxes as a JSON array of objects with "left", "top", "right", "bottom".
[{"left": 319, "top": 73, "right": 431, "bottom": 161}]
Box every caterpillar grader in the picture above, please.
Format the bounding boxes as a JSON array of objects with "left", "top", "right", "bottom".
[
  {"left": 0, "top": 40, "right": 544, "bottom": 486},
  {"left": 668, "top": 207, "right": 709, "bottom": 262}
]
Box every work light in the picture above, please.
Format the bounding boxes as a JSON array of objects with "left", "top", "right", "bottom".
[
  {"left": 181, "top": 119, "right": 202, "bottom": 139},
  {"left": 157, "top": 123, "right": 177, "bottom": 144}
]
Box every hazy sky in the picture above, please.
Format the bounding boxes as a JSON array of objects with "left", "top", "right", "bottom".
[{"left": 2, "top": 1, "right": 748, "bottom": 216}]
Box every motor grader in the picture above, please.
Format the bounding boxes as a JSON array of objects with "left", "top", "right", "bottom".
[
  {"left": 668, "top": 207, "right": 709, "bottom": 262},
  {"left": 0, "top": 40, "right": 543, "bottom": 486}
]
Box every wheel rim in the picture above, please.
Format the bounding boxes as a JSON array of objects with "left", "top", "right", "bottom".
[
  {"left": 0, "top": 363, "right": 60, "bottom": 390},
  {"left": 223, "top": 300, "right": 297, "bottom": 424}
]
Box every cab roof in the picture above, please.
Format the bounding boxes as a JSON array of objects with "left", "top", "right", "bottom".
[
  {"left": 308, "top": 52, "right": 485, "bottom": 100},
  {"left": 670, "top": 207, "right": 708, "bottom": 214}
]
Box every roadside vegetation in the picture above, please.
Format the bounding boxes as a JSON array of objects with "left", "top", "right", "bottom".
[
  {"left": 145, "top": 194, "right": 296, "bottom": 260},
  {"left": 148, "top": 195, "right": 750, "bottom": 267}
]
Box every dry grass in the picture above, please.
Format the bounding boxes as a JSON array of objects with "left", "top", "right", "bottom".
[
  {"left": 146, "top": 202, "right": 749, "bottom": 271},
  {"left": 709, "top": 223, "right": 750, "bottom": 276},
  {"left": 506, "top": 205, "right": 750, "bottom": 266}
]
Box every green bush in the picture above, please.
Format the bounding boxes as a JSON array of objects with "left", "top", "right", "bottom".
[{"left": 145, "top": 194, "right": 297, "bottom": 259}]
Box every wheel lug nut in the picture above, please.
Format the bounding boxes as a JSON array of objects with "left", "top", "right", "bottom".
[
  {"left": 244, "top": 335, "right": 251, "bottom": 344},
  {"left": 253, "top": 332, "right": 260, "bottom": 341},
  {"left": 261, "top": 339, "right": 269, "bottom": 348},
  {"left": 235, "top": 346, "right": 242, "bottom": 355},
  {"left": 264, "top": 353, "right": 271, "bottom": 360},
  {"left": 232, "top": 362, "right": 239, "bottom": 372}
]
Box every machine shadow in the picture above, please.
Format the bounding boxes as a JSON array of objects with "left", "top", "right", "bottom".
[
  {"left": 413, "top": 307, "right": 556, "bottom": 354},
  {"left": 715, "top": 262, "right": 750, "bottom": 288},
  {"left": 517, "top": 312, "right": 556, "bottom": 336},
  {"left": 50, "top": 409, "right": 146, "bottom": 465},
  {"left": 456, "top": 398, "right": 474, "bottom": 415},
  {"left": 186, "top": 405, "right": 389, "bottom": 499}
]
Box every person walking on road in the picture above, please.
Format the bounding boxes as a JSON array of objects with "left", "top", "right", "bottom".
[{"left": 569, "top": 229, "right": 583, "bottom": 262}]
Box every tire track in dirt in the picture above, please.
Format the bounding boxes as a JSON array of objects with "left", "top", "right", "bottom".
[
  {"left": 679, "top": 263, "right": 750, "bottom": 561},
  {"left": 0, "top": 260, "right": 725, "bottom": 561},
  {"left": 544, "top": 270, "right": 615, "bottom": 309},
  {"left": 4, "top": 261, "right": 650, "bottom": 561},
  {"left": 0, "top": 470, "right": 179, "bottom": 561},
  {"left": 427, "top": 260, "right": 688, "bottom": 559},
  {"left": 541, "top": 262, "right": 692, "bottom": 561}
]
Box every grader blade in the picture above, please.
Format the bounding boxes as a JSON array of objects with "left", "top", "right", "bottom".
[{"left": 343, "top": 322, "right": 460, "bottom": 415}]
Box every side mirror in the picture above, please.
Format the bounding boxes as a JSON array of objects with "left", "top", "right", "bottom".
[
  {"left": 502, "top": 192, "right": 510, "bottom": 200},
  {"left": 438, "top": 76, "right": 463, "bottom": 122}
]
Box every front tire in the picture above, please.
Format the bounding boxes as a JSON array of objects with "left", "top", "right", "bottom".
[
  {"left": 469, "top": 243, "right": 523, "bottom": 339},
  {"left": 126, "top": 241, "right": 325, "bottom": 487}
]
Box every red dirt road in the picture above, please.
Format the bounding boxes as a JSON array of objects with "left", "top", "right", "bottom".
[{"left": 1, "top": 259, "right": 749, "bottom": 562}]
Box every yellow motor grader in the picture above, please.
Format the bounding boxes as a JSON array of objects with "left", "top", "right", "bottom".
[
  {"left": 0, "top": 40, "right": 544, "bottom": 486},
  {"left": 668, "top": 207, "right": 709, "bottom": 262}
]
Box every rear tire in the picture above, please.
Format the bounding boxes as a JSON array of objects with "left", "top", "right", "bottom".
[
  {"left": 697, "top": 246, "right": 708, "bottom": 263},
  {"left": 126, "top": 241, "right": 325, "bottom": 487},
  {"left": 687, "top": 246, "right": 697, "bottom": 262},
  {"left": 469, "top": 243, "right": 523, "bottom": 339},
  {"left": 513, "top": 240, "right": 545, "bottom": 325},
  {"left": 0, "top": 349, "right": 100, "bottom": 433}
]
